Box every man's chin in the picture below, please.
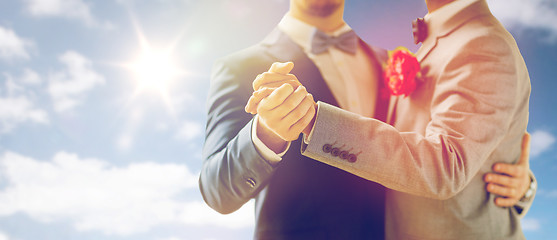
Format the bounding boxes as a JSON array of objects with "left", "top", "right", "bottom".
[{"left": 299, "top": 0, "right": 342, "bottom": 17}]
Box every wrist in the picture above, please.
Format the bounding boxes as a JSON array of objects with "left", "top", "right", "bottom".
[
  {"left": 256, "top": 116, "right": 288, "bottom": 153},
  {"left": 302, "top": 103, "right": 317, "bottom": 135},
  {"left": 520, "top": 175, "right": 536, "bottom": 202}
]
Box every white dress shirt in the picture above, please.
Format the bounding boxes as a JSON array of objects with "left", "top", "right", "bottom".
[{"left": 252, "top": 14, "right": 380, "bottom": 163}]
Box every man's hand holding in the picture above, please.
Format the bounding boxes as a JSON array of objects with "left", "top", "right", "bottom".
[
  {"left": 484, "top": 133, "right": 533, "bottom": 207},
  {"left": 247, "top": 62, "right": 317, "bottom": 145},
  {"left": 256, "top": 83, "right": 316, "bottom": 141},
  {"left": 245, "top": 62, "right": 301, "bottom": 114}
]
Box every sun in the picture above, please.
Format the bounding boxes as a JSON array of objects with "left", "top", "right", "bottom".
[
  {"left": 115, "top": 14, "right": 191, "bottom": 118},
  {"left": 122, "top": 42, "right": 186, "bottom": 118},
  {"left": 122, "top": 13, "right": 188, "bottom": 98},
  {"left": 128, "top": 46, "right": 181, "bottom": 95}
]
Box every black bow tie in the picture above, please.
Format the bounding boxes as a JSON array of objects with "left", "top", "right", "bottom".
[{"left": 412, "top": 18, "right": 428, "bottom": 44}]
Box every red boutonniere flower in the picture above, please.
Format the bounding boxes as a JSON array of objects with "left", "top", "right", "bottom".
[{"left": 383, "top": 47, "right": 421, "bottom": 97}]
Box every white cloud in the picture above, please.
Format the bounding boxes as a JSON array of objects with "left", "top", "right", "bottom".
[
  {"left": 521, "top": 218, "right": 541, "bottom": 231},
  {"left": 0, "top": 25, "right": 33, "bottom": 61},
  {"left": 116, "top": 134, "right": 134, "bottom": 151},
  {"left": 22, "top": 0, "right": 111, "bottom": 28},
  {"left": 114, "top": 107, "right": 144, "bottom": 151},
  {"left": 530, "top": 130, "right": 556, "bottom": 158},
  {"left": 0, "top": 76, "right": 48, "bottom": 134},
  {"left": 0, "top": 151, "right": 254, "bottom": 236},
  {"left": 2, "top": 74, "right": 24, "bottom": 96},
  {"left": 156, "top": 122, "right": 169, "bottom": 132},
  {"left": 4, "top": 68, "right": 42, "bottom": 88},
  {"left": 19, "top": 68, "right": 42, "bottom": 86},
  {"left": 0, "top": 231, "right": 9, "bottom": 240},
  {"left": 539, "top": 189, "right": 557, "bottom": 198},
  {"left": 178, "top": 201, "right": 254, "bottom": 229},
  {"left": 157, "top": 238, "right": 182, "bottom": 240},
  {"left": 175, "top": 121, "right": 203, "bottom": 141},
  {"left": 0, "top": 96, "right": 48, "bottom": 133},
  {"left": 488, "top": 0, "right": 557, "bottom": 40},
  {"left": 48, "top": 50, "right": 105, "bottom": 112}
]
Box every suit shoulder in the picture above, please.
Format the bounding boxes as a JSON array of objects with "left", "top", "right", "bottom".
[
  {"left": 210, "top": 44, "right": 276, "bottom": 86},
  {"left": 447, "top": 18, "right": 519, "bottom": 62},
  {"left": 214, "top": 44, "right": 275, "bottom": 72},
  {"left": 458, "top": 15, "right": 519, "bottom": 52},
  {"left": 208, "top": 42, "right": 282, "bottom": 101}
]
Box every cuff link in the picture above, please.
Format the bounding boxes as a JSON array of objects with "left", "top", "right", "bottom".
[
  {"left": 245, "top": 177, "right": 257, "bottom": 188},
  {"left": 520, "top": 175, "right": 537, "bottom": 202}
]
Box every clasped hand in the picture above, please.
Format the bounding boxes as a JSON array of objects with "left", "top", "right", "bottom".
[{"left": 244, "top": 62, "right": 317, "bottom": 142}]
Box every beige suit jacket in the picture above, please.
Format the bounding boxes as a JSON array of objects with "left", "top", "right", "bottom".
[{"left": 302, "top": 1, "right": 531, "bottom": 239}]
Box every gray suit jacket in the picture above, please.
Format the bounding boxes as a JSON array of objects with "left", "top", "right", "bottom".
[
  {"left": 200, "top": 28, "right": 389, "bottom": 239},
  {"left": 302, "top": 1, "right": 532, "bottom": 239}
]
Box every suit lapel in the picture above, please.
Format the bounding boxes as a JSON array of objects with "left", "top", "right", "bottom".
[
  {"left": 386, "top": 96, "right": 398, "bottom": 125},
  {"left": 261, "top": 28, "right": 306, "bottom": 64},
  {"left": 359, "top": 39, "right": 390, "bottom": 122}
]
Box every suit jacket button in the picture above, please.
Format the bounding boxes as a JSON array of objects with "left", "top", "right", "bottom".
[
  {"left": 246, "top": 178, "right": 256, "bottom": 188},
  {"left": 322, "top": 144, "right": 332, "bottom": 153},
  {"left": 331, "top": 148, "right": 340, "bottom": 157},
  {"left": 347, "top": 154, "right": 357, "bottom": 163},
  {"left": 339, "top": 151, "right": 349, "bottom": 159}
]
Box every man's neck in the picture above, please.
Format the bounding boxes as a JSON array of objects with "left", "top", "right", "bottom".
[
  {"left": 425, "top": 0, "right": 457, "bottom": 13},
  {"left": 288, "top": 7, "right": 345, "bottom": 33}
]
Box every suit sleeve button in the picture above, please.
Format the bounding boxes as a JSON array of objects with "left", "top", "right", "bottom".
[
  {"left": 331, "top": 148, "right": 340, "bottom": 157},
  {"left": 347, "top": 154, "right": 357, "bottom": 163},
  {"left": 322, "top": 144, "right": 332, "bottom": 153},
  {"left": 246, "top": 178, "right": 256, "bottom": 188}
]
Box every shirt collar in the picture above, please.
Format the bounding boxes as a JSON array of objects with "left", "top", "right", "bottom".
[{"left": 277, "top": 13, "right": 353, "bottom": 53}]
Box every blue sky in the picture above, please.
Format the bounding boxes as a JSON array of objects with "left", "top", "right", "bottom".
[{"left": 0, "top": 0, "right": 555, "bottom": 239}]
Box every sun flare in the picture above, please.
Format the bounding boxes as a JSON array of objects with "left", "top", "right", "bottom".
[
  {"left": 129, "top": 47, "right": 180, "bottom": 94},
  {"left": 116, "top": 14, "right": 191, "bottom": 118}
]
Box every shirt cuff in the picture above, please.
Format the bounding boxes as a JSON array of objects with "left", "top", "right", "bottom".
[
  {"left": 514, "top": 170, "right": 537, "bottom": 215},
  {"left": 251, "top": 115, "right": 290, "bottom": 164}
]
